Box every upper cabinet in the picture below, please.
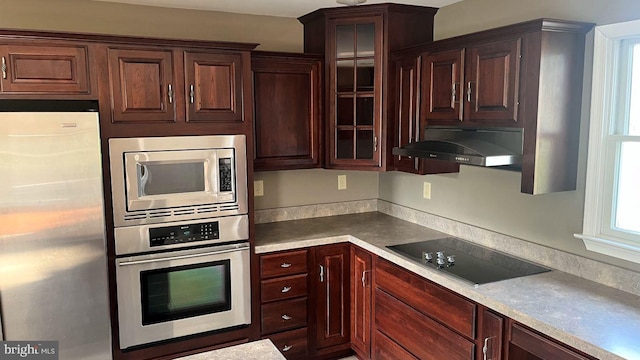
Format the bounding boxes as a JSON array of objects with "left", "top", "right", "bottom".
[
  {"left": 422, "top": 38, "right": 522, "bottom": 127},
  {"left": 108, "top": 48, "right": 177, "bottom": 123},
  {"left": 107, "top": 47, "right": 249, "bottom": 129},
  {"left": 406, "top": 19, "right": 594, "bottom": 194},
  {"left": 252, "top": 52, "right": 323, "bottom": 171},
  {"left": 299, "top": 4, "right": 438, "bottom": 171},
  {"left": 0, "top": 41, "right": 95, "bottom": 97}
]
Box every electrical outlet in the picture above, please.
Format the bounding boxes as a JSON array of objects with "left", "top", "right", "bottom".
[
  {"left": 338, "top": 175, "right": 347, "bottom": 190},
  {"left": 423, "top": 182, "right": 431, "bottom": 199},
  {"left": 254, "top": 180, "right": 264, "bottom": 197}
]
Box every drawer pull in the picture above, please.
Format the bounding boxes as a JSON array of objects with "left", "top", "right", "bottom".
[
  {"left": 281, "top": 286, "right": 292, "bottom": 293},
  {"left": 483, "top": 336, "right": 494, "bottom": 360},
  {"left": 281, "top": 345, "right": 293, "bottom": 352},
  {"left": 1, "top": 57, "right": 6, "bottom": 79},
  {"left": 280, "top": 262, "right": 292, "bottom": 268},
  {"left": 281, "top": 314, "right": 292, "bottom": 321}
]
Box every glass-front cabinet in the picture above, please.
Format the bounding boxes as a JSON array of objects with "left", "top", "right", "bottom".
[
  {"left": 332, "top": 19, "right": 382, "bottom": 166},
  {"left": 299, "top": 4, "right": 438, "bottom": 170}
]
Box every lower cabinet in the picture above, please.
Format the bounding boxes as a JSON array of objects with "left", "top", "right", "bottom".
[
  {"left": 314, "top": 243, "right": 352, "bottom": 352},
  {"left": 506, "top": 321, "right": 596, "bottom": 360},
  {"left": 259, "top": 245, "right": 598, "bottom": 360},
  {"left": 350, "top": 245, "right": 373, "bottom": 358},
  {"left": 259, "top": 249, "right": 309, "bottom": 359},
  {"left": 258, "top": 244, "right": 350, "bottom": 359}
]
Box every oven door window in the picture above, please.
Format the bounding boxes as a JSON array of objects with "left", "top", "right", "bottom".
[{"left": 140, "top": 260, "right": 231, "bottom": 325}]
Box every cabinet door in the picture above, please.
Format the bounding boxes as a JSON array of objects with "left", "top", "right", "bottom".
[
  {"left": 0, "top": 44, "right": 90, "bottom": 94},
  {"left": 108, "top": 48, "right": 177, "bottom": 123},
  {"left": 393, "top": 55, "right": 422, "bottom": 173},
  {"left": 185, "top": 51, "right": 243, "bottom": 123},
  {"left": 393, "top": 54, "right": 460, "bottom": 175},
  {"left": 314, "top": 243, "right": 350, "bottom": 349},
  {"left": 479, "top": 308, "right": 503, "bottom": 360},
  {"left": 422, "top": 48, "right": 465, "bottom": 124},
  {"left": 350, "top": 246, "right": 372, "bottom": 358},
  {"left": 465, "top": 38, "right": 521, "bottom": 125},
  {"left": 252, "top": 54, "right": 322, "bottom": 170},
  {"left": 327, "top": 17, "right": 383, "bottom": 169}
]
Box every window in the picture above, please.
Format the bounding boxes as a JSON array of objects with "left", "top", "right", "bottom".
[{"left": 575, "top": 20, "right": 640, "bottom": 263}]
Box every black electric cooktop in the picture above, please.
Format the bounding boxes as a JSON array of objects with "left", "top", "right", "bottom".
[{"left": 387, "top": 238, "right": 550, "bottom": 285}]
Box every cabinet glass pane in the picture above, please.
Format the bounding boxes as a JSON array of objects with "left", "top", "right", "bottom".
[
  {"left": 356, "top": 23, "right": 375, "bottom": 57},
  {"left": 337, "top": 60, "right": 355, "bottom": 92},
  {"left": 355, "top": 97, "right": 374, "bottom": 125},
  {"left": 356, "top": 59, "right": 375, "bottom": 91},
  {"left": 337, "top": 129, "right": 354, "bottom": 159},
  {"left": 356, "top": 130, "right": 374, "bottom": 159},
  {"left": 337, "top": 96, "right": 354, "bottom": 126},
  {"left": 336, "top": 25, "right": 355, "bottom": 58}
]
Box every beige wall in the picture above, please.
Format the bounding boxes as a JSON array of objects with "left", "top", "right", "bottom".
[
  {"left": 254, "top": 169, "right": 379, "bottom": 209},
  {"left": 379, "top": 0, "right": 640, "bottom": 272},
  {"left": 434, "top": 0, "right": 640, "bottom": 39},
  {"left": 0, "top": 0, "right": 303, "bottom": 51}
]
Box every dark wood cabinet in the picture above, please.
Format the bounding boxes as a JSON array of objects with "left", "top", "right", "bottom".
[
  {"left": 350, "top": 245, "right": 372, "bottom": 359},
  {"left": 507, "top": 321, "right": 596, "bottom": 360},
  {"left": 421, "top": 38, "right": 521, "bottom": 127},
  {"left": 478, "top": 307, "right": 504, "bottom": 360},
  {"left": 0, "top": 43, "right": 92, "bottom": 96},
  {"left": 465, "top": 38, "right": 521, "bottom": 125},
  {"left": 313, "top": 243, "right": 351, "bottom": 350},
  {"left": 108, "top": 48, "right": 177, "bottom": 123},
  {"left": 392, "top": 51, "right": 460, "bottom": 175},
  {"left": 422, "top": 48, "right": 465, "bottom": 124},
  {"left": 299, "top": 4, "right": 438, "bottom": 171},
  {"left": 259, "top": 249, "right": 309, "bottom": 359},
  {"left": 417, "top": 19, "right": 593, "bottom": 194},
  {"left": 106, "top": 46, "right": 250, "bottom": 128},
  {"left": 251, "top": 52, "right": 322, "bottom": 171},
  {"left": 185, "top": 51, "right": 244, "bottom": 123}
]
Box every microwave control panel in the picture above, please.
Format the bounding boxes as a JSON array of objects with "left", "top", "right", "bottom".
[
  {"left": 149, "top": 221, "right": 220, "bottom": 247},
  {"left": 219, "top": 158, "right": 233, "bottom": 192}
]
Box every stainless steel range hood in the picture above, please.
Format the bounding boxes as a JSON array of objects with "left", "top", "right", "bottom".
[{"left": 392, "top": 126, "right": 524, "bottom": 167}]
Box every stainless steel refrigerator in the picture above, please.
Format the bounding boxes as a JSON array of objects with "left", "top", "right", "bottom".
[{"left": 0, "top": 102, "right": 112, "bottom": 359}]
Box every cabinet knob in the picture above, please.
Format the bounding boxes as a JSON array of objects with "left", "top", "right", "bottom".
[
  {"left": 282, "top": 345, "right": 293, "bottom": 352},
  {"left": 280, "top": 262, "right": 291, "bottom": 268},
  {"left": 281, "top": 286, "right": 292, "bottom": 293},
  {"left": 281, "top": 314, "right": 292, "bottom": 321}
]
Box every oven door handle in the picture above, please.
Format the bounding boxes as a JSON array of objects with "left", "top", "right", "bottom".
[{"left": 118, "top": 247, "right": 246, "bottom": 266}]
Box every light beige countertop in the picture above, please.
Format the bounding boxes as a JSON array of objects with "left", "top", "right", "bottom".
[
  {"left": 175, "top": 339, "right": 285, "bottom": 360},
  {"left": 255, "top": 212, "right": 640, "bottom": 360}
]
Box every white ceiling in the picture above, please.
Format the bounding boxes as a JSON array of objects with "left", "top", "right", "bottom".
[{"left": 92, "top": 0, "right": 462, "bottom": 18}]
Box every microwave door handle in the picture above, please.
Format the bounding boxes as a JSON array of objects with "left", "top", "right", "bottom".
[{"left": 118, "top": 247, "right": 243, "bottom": 266}]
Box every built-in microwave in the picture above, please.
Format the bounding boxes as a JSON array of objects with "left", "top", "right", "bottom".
[{"left": 109, "top": 135, "right": 247, "bottom": 227}]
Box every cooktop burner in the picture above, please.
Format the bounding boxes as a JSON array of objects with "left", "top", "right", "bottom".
[{"left": 387, "top": 237, "right": 550, "bottom": 285}]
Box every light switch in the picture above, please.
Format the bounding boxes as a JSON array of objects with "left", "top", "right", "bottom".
[
  {"left": 338, "top": 175, "right": 347, "bottom": 190},
  {"left": 254, "top": 180, "right": 264, "bottom": 197},
  {"left": 423, "top": 182, "right": 431, "bottom": 199}
]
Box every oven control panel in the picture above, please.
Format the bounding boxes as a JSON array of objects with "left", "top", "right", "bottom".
[{"left": 149, "top": 221, "right": 220, "bottom": 247}]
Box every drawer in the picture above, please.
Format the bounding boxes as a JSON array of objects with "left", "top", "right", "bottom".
[
  {"left": 375, "top": 288, "right": 475, "bottom": 360},
  {"left": 261, "top": 298, "right": 307, "bottom": 334},
  {"left": 265, "top": 327, "right": 308, "bottom": 359},
  {"left": 510, "top": 323, "right": 594, "bottom": 360},
  {"left": 260, "top": 250, "right": 308, "bottom": 278},
  {"left": 375, "top": 257, "right": 476, "bottom": 338},
  {"left": 261, "top": 274, "right": 308, "bottom": 303},
  {"left": 374, "top": 330, "right": 418, "bottom": 360}
]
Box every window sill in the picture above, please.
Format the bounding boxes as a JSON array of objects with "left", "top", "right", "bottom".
[{"left": 574, "top": 233, "right": 640, "bottom": 264}]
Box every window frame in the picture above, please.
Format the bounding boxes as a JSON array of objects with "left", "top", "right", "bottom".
[{"left": 575, "top": 20, "right": 640, "bottom": 263}]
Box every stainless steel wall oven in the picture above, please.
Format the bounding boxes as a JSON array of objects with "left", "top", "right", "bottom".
[{"left": 109, "top": 135, "right": 251, "bottom": 350}]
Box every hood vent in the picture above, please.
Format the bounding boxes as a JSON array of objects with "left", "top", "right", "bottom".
[{"left": 392, "top": 127, "right": 524, "bottom": 167}]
